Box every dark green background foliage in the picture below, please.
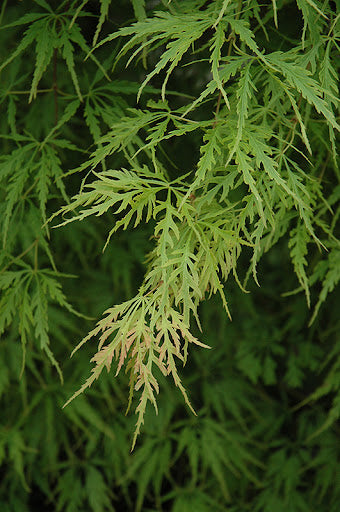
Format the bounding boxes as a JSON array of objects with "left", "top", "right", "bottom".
[{"left": 0, "top": 0, "right": 339, "bottom": 510}]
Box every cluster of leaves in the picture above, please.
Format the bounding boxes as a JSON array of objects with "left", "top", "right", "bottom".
[{"left": 0, "top": 0, "right": 339, "bottom": 511}]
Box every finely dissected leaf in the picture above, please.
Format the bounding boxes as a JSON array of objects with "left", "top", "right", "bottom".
[
  {"left": 229, "top": 62, "right": 256, "bottom": 159},
  {"left": 0, "top": 22, "right": 38, "bottom": 72},
  {"left": 196, "top": 125, "right": 224, "bottom": 184},
  {"left": 319, "top": 39, "right": 339, "bottom": 162},
  {"left": 1, "top": 145, "right": 35, "bottom": 246},
  {"left": 66, "top": 395, "right": 115, "bottom": 439},
  {"left": 57, "top": 469, "right": 83, "bottom": 512},
  {"left": 0, "top": 10, "right": 109, "bottom": 103},
  {"left": 63, "top": 291, "right": 209, "bottom": 448},
  {"left": 138, "top": 20, "right": 210, "bottom": 100},
  {"left": 131, "top": 0, "right": 146, "bottom": 22},
  {"left": 176, "top": 418, "right": 261, "bottom": 500},
  {"left": 0, "top": 133, "right": 74, "bottom": 242},
  {"left": 210, "top": 23, "right": 229, "bottom": 109},
  {"left": 288, "top": 224, "right": 311, "bottom": 307},
  {"left": 0, "top": 271, "right": 31, "bottom": 335},
  {"left": 319, "top": 40, "right": 338, "bottom": 110},
  {"left": 67, "top": 20, "right": 111, "bottom": 81},
  {"left": 59, "top": 32, "right": 83, "bottom": 101},
  {"left": 0, "top": 12, "right": 47, "bottom": 29},
  {"left": 94, "top": 9, "right": 218, "bottom": 99},
  {"left": 123, "top": 438, "right": 171, "bottom": 511},
  {"left": 44, "top": 99, "right": 80, "bottom": 143},
  {"left": 86, "top": 466, "right": 111, "bottom": 512},
  {"left": 235, "top": 147, "right": 264, "bottom": 220},
  {"left": 154, "top": 200, "right": 182, "bottom": 262},
  {"left": 93, "top": 0, "right": 111, "bottom": 46},
  {"left": 84, "top": 98, "right": 101, "bottom": 141},
  {"left": 32, "top": 277, "right": 63, "bottom": 381},
  {"left": 0, "top": 266, "right": 80, "bottom": 380},
  {"left": 34, "top": 0, "right": 54, "bottom": 13},
  {"left": 29, "top": 21, "right": 56, "bottom": 102},
  {"left": 226, "top": 16, "right": 269, "bottom": 63},
  {"left": 7, "top": 431, "right": 30, "bottom": 491},
  {"left": 213, "top": 0, "right": 233, "bottom": 28},
  {"left": 267, "top": 52, "right": 339, "bottom": 130},
  {"left": 182, "top": 57, "right": 246, "bottom": 117},
  {"left": 296, "top": 0, "right": 328, "bottom": 30},
  {"left": 53, "top": 167, "right": 169, "bottom": 240},
  {"left": 248, "top": 130, "right": 305, "bottom": 204},
  {"left": 310, "top": 246, "right": 340, "bottom": 324},
  {"left": 283, "top": 85, "right": 312, "bottom": 153}
]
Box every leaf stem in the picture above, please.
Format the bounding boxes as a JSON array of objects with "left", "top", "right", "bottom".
[
  {"left": 0, "top": 239, "right": 38, "bottom": 274},
  {"left": 213, "top": 0, "right": 243, "bottom": 127}
]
